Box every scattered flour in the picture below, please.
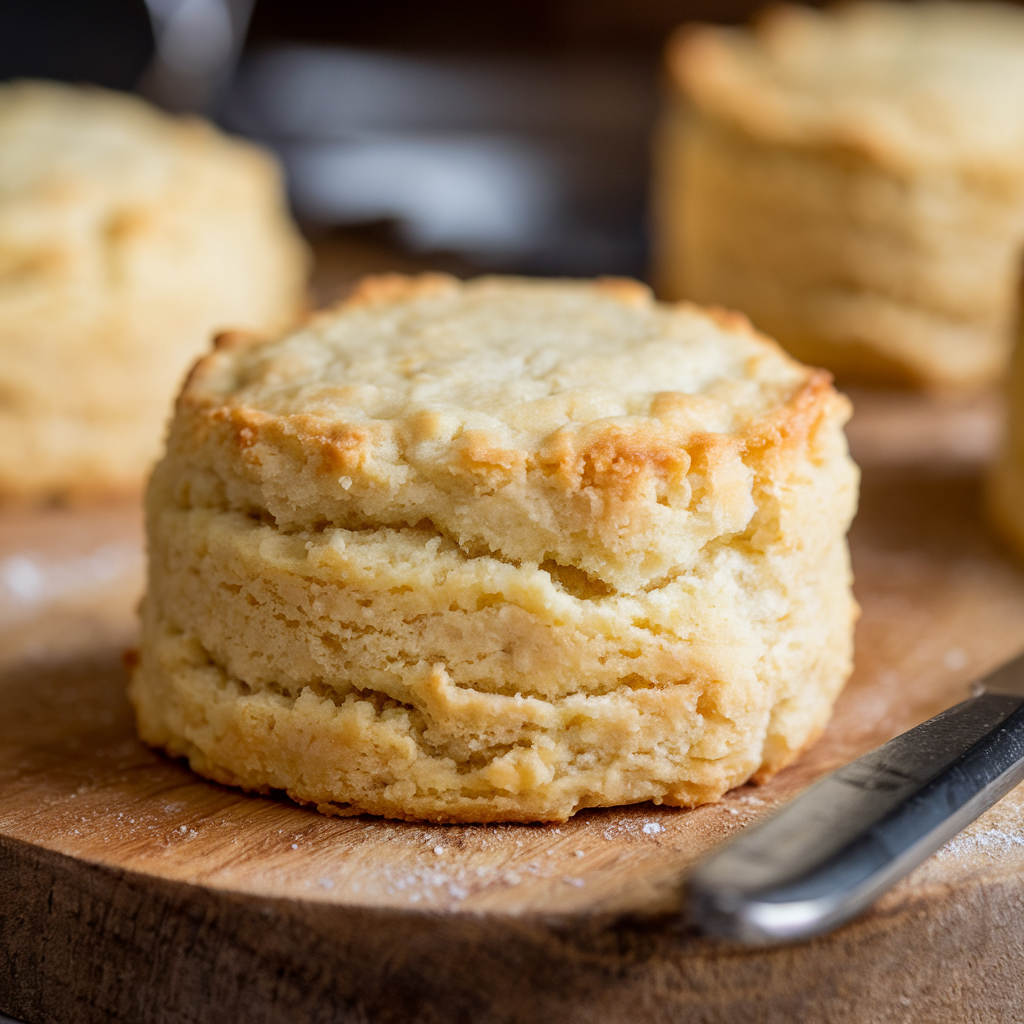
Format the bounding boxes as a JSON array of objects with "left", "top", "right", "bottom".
[
  {"left": 943, "top": 647, "right": 969, "bottom": 672},
  {"left": 936, "top": 827, "right": 1024, "bottom": 860},
  {"left": 0, "top": 542, "right": 141, "bottom": 623}
]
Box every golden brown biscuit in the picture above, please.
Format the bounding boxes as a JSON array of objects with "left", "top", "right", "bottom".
[
  {"left": 0, "top": 81, "right": 308, "bottom": 499},
  {"left": 131, "top": 274, "right": 859, "bottom": 822},
  {"left": 656, "top": 1, "right": 1024, "bottom": 390}
]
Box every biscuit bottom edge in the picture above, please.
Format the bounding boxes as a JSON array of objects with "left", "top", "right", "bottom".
[{"left": 129, "top": 623, "right": 838, "bottom": 825}]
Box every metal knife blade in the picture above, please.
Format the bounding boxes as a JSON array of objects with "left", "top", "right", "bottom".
[{"left": 686, "top": 650, "right": 1024, "bottom": 945}]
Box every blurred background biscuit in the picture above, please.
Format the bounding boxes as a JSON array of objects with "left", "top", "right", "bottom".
[
  {"left": 988, "top": 309, "right": 1024, "bottom": 559},
  {"left": 0, "top": 80, "right": 308, "bottom": 500},
  {"left": 656, "top": 1, "right": 1024, "bottom": 391}
]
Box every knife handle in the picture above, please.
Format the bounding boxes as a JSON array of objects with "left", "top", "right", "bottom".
[{"left": 686, "top": 691, "right": 1024, "bottom": 944}]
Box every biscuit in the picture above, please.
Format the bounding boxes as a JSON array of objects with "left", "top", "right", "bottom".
[
  {"left": 655, "top": 2, "right": 1024, "bottom": 390},
  {"left": 987, "top": 318, "right": 1024, "bottom": 557},
  {"left": 0, "top": 81, "right": 308, "bottom": 499},
  {"left": 130, "top": 274, "right": 859, "bottom": 823}
]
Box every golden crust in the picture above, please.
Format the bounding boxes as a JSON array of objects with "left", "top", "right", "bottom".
[
  {"left": 133, "top": 274, "right": 859, "bottom": 823},
  {"left": 339, "top": 271, "right": 460, "bottom": 310},
  {"left": 170, "top": 275, "right": 839, "bottom": 590}
]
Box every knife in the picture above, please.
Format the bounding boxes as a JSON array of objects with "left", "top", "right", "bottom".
[{"left": 686, "top": 650, "right": 1024, "bottom": 945}]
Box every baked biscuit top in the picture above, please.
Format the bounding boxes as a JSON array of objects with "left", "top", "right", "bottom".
[
  {"left": 671, "top": 1, "right": 1024, "bottom": 171},
  {"left": 166, "top": 274, "right": 849, "bottom": 593}
]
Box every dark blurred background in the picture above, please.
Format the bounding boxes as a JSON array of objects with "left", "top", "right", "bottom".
[{"left": 0, "top": 0, "right": 824, "bottom": 284}]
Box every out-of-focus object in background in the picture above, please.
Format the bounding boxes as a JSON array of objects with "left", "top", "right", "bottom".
[
  {"left": 139, "top": 0, "right": 254, "bottom": 113},
  {"left": 0, "top": 81, "right": 307, "bottom": 502},
  {"left": 987, "top": 311, "right": 1024, "bottom": 557},
  {"left": 223, "top": 46, "right": 654, "bottom": 276},
  {"left": 0, "top": 0, "right": 154, "bottom": 91},
  {"left": 654, "top": 1, "right": 1024, "bottom": 391}
]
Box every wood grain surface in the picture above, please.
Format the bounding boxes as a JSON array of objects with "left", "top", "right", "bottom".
[{"left": 2, "top": 393, "right": 1024, "bottom": 1024}]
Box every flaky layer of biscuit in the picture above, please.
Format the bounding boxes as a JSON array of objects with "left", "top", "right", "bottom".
[
  {"left": 133, "top": 275, "right": 859, "bottom": 822},
  {"left": 163, "top": 274, "right": 833, "bottom": 592},
  {"left": 134, "top": 406, "right": 855, "bottom": 820}
]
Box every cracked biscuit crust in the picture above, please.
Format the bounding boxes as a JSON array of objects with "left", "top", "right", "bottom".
[{"left": 131, "top": 274, "right": 859, "bottom": 822}]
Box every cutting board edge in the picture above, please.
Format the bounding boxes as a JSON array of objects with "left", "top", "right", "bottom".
[{"left": 4, "top": 830, "right": 1024, "bottom": 1024}]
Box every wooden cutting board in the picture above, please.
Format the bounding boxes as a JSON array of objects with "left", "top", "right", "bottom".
[{"left": 2, "top": 394, "right": 1024, "bottom": 1024}]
